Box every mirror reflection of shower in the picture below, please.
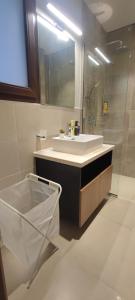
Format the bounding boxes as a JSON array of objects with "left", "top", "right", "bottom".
[
  {"left": 82, "top": 80, "right": 101, "bottom": 133},
  {"left": 106, "top": 40, "right": 128, "bottom": 52},
  {"left": 88, "top": 80, "right": 101, "bottom": 99}
]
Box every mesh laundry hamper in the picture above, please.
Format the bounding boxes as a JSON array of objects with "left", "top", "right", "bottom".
[{"left": 0, "top": 173, "right": 62, "bottom": 286}]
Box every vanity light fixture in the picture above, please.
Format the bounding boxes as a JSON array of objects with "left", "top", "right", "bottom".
[
  {"left": 37, "top": 9, "right": 56, "bottom": 26},
  {"left": 63, "top": 30, "right": 75, "bottom": 41},
  {"left": 88, "top": 55, "right": 100, "bottom": 66},
  {"left": 95, "top": 47, "right": 111, "bottom": 64},
  {"left": 37, "top": 15, "right": 69, "bottom": 42},
  {"left": 46, "top": 3, "right": 83, "bottom": 36}
]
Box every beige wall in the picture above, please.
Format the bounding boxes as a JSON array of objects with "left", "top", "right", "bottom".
[
  {"left": 82, "top": 1, "right": 106, "bottom": 50},
  {"left": 0, "top": 100, "right": 80, "bottom": 189}
]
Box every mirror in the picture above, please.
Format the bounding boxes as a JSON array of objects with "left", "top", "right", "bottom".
[{"left": 37, "top": 9, "right": 75, "bottom": 108}]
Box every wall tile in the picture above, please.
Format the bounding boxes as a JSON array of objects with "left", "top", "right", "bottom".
[
  {"left": 123, "top": 161, "right": 135, "bottom": 178},
  {"left": 18, "top": 139, "right": 36, "bottom": 172},
  {"left": 0, "top": 99, "right": 81, "bottom": 187},
  {"left": 0, "top": 141, "right": 20, "bottom": 179},
  {"left": 126, "top": 146, "right": 135, "bottom": 161},
  {"left": 14, "top": 102, "right": 40, "bottom": 141},
  {"left": 128, "top": 129, "right": 135, "bottom": 147},
  {"left": 103, "top": 129, "right": 124, "bottom": 145},
  {"left": 0, "top": 170, "right": 28, "bottom": 190},
  {"left": 0, "top": 101, "right": 17, "bottom": 141},
  {"left": 128, "top": 110, "right": 135, "bottom": 128}
]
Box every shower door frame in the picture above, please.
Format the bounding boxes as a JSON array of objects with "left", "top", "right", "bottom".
[{"left": 0, "top": 250, "right": 7, "bottom": 300}]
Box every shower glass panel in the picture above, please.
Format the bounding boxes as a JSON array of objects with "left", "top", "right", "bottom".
[
  {"left": 107, "top": 25, "right": 135, "bottom": 199},
  {"left": 104, "top": 39, "right": 129, "bottom": 195},
  {"left": 83, "top": 27, "right": 132, "bottom": 196}
]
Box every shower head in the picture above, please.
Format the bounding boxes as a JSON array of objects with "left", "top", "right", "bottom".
[
  {"left": 106, "top": 40, "right": 128, "bottom": 52},
  {"left": 106, "top": 40, "right": 123, "bottom": 48},
  {"left": 115, "top": 45, "right": 128, "bottom": 52},
  {"left": 94, "top": 81, "right": 101, "bottom": 88},
  {"left": 89, "top": 80, "right": 101, "bottom": 96}
]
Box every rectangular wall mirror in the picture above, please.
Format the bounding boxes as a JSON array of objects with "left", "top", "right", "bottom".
[{"left": 36, "top": 1, "right": 75, "bottom": 108}]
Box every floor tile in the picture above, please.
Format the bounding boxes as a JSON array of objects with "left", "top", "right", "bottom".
[
  {"left": 100, "top": 225, "right": 135, "bottom": 300},
  {"left": 100, "top": 197, "right": 135, "bottom": 229},
  {"left": 64, "top": 216, "right": 125, "bottom": 279},
  {"left": 118, "top": 175, "right": 135, "bottom": 202},
  {"left": 3, "top": 235, "right": 72, "bottom": 295},
  {"left": 9, "top": 253, "right": 123, "bottom": 300}
]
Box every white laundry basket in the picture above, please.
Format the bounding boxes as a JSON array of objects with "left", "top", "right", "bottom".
[{"left": 0, "top": 173, "right": 62, "bottom": 286}]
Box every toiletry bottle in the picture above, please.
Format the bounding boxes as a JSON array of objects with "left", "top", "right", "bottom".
[
  {"left": 68, "top": 122, "right": 71, "bottom": 136},
  {"left": 77, "top": 122, "right": 80, "bottom": 135},
  {"left": 71, "top": 120, "right": 75, "bottom": 136},
  {"left": 74, "top": 121, "right": 78, "bottom": 136}
]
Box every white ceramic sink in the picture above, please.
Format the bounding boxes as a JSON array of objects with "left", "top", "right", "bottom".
[{"left": 52, "top": 134, "right": 103, "bottom": 155}]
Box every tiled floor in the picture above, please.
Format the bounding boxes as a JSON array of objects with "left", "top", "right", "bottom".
[{"left": 2, "top": 176, "right": 135, "bottom": 300}]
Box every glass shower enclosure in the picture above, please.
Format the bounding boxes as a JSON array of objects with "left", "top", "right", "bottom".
[{"left": 83, "top": 25, "right": 134, "bottom": 196}]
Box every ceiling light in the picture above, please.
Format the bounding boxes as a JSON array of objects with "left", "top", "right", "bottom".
[
  {"left": 37, "top": 15, "right": 69, "bottom": 42},
  {"left": 95, "top": 47, "right": 111, "bottom": 63},
  {"left": 46, "top": 3, "right": 83, "bottom": 36},
  {"left": 88, "top": 55, "right": 100, "bottom": 66}
]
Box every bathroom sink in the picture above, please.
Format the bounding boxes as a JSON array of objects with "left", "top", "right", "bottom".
[{"left": 52, "top": 134, "right": 103, "bottom": 155}]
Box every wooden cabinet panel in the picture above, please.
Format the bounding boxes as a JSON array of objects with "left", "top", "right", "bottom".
[
  {"left": 79, "top": 165, "right": 112, "bottom": 227},
  {"left": 99, "top": 165, "right": 112, "bottom": 202}
]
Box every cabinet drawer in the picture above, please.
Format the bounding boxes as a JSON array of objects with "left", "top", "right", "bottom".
[{"left": 79, "top": 165, "right": 112, "bottom": 227}]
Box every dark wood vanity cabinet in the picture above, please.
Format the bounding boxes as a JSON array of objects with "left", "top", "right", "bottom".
[{"left": 35, "top": 151, "right": 112, "bottom": 227}]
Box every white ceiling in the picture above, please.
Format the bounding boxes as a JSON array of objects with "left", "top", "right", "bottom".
[{"left": 85, "top": 0, "right": 135, "bottom": 32}]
